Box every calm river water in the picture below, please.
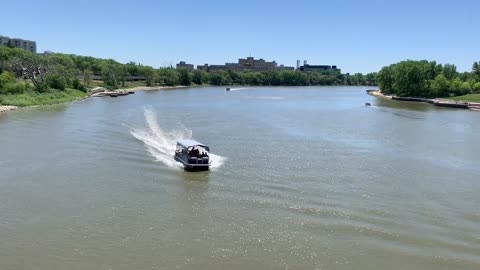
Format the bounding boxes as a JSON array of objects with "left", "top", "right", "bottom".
[{"left": 1, "top": 86, "right": 479, "bottom": 270}]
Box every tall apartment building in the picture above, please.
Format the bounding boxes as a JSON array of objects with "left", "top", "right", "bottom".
[{"left": 0, "top": 35, "right": 37, "bottom": 53}]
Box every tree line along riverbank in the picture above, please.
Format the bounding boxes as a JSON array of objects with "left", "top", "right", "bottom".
[
  {"left": 2, "top": 45, "right": 480, "bottom": 109},
  {"left": 0, "top": 46, "right": 378, "bottom": 107},
  {"left": 376, "top": 60, "right": 480, "bottom": 99}
]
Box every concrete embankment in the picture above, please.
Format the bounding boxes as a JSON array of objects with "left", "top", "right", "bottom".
[
  {"left": 0, "top": 106, "right": 18, "bottom": 113},
  {"left": 366, "top": 89, "right": 392, "bottom": 99},
  {"left": 90, "top": 88, "right": 133, "bottom": 97},
  {"left": 392, "top": 96, "right": 434, "bottom": 104},
  {"left": 0, "top": 85, "right": 191, "bottom": 115},
  {"left": 89, "top": 86, "right": 189, "bottom": 98},
  {"left": 366, "top": 90, "right": 475, "bottom": 110}
]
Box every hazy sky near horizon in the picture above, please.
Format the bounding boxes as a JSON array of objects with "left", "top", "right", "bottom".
[{"left": 2, "top": 0, "right": 479, "bottom": 73}]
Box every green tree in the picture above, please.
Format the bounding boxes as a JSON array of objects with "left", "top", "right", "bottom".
[
  {"left": 138, "top": 66, "right": 156, "bottom": 86},
  {"left": 376, "top": 66, "right": 394, "bottom": 94},
  {"left": 101, "top": 60, "right": 120, "bottom": 89},
  {"left": 472, "top": 82, "right": 480, "bottom": 93},
  {"left": 158, "top": 68, "right": 180, "bottom": 86},
  {"left": 365, "top": 72, "right": 377, "bottom": 86},
  {"left": 73, "top": 56, "right": 92, "bottom": 87},
  {"left": 192, "top": 70, "right": 209, "bottom": 85},
  {"left": 280, "top": 71, "right": 307, "bottom": 86},
  {"left": 118, "top": 65, "right": 129, "bottom": 87},
  {"left": 430, "top": 74, "right": 449, "bottom": 97},
  {"left": 209, "top": 71, "right": 232, "bottom": 85},
  {"left": 228, "top": 70, "right": 242, "bottom": 85},
  {"left": 178, "top": 68, "right": 192, "bottom": 86},
  {"left": 46, "top": 74, "right": 66, "bottom": 91},
  {"left": 473, "top": 61, "right": 480, "bottom": 80},
  {"left": 126, "top": 61, "right": 139, "bottom": 76},
  {"left": 442, "top": 64, "right": 458, "bottom": 80},
  {"left": 0, "top": 71, "right": 16, "bottom": 88},
  {"left": 11, "top": 51, "right": 51, "bottom": 92},
  {"left": 450, "top": 78, "right": 471, "bottom": 96},
  {"left": 384, "top": 60, "right": 433, "bottom": 97}
]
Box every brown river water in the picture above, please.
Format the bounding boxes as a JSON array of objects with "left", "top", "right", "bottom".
[{"left": 0, "top": 86, "right": 479, "bottom": 269}]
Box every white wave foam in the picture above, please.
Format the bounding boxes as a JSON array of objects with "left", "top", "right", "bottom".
[
  {"left": 229, "top": 87, "right": 247, "bottom": 91},
  {"left": 126, "top": 106, "right": 226, "bottom": 170}
]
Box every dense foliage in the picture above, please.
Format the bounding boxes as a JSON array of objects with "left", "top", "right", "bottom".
[
  {"left": 184, "top": 69, "right": 377, "bottom": 87},
  {"left": 3, "top": 44, "right": 480, "bottom": 106},
  {"left": 1, "top": 46, "right": 376, "bottom": 97},
  {"left": 376, "top": 60, "right": 480, "bottom": 98}
]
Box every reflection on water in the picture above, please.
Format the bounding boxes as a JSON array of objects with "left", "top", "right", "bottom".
[
  {"left": 0, "top": 86, "right": 479, "bottom": 270},
  {"left": 375, "top": 97, "right": 433, "bottom": 111}
]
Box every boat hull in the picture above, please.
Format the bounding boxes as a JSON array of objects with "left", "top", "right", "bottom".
[
  {"left": 174, "top": 156, "right": 210, "bottom": 172},
  {"left": 184, "top": 165, "right": 210, "bottom": 172}
]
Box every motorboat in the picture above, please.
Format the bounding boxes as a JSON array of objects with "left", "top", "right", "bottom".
[
  {"left": 174, "top": 139, "right": 211, "bottom": 171},
  {"left": 365, "top": 102, "right": 371, "bottom": 106},
  {"left": 226, "top": 87, "right": 231, "bottom": 91}
]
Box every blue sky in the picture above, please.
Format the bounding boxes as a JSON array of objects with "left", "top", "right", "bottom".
[{"left": 2, "top": 0, "right": 479, "bottom": 73}]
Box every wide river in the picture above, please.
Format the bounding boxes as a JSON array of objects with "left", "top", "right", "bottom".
[{"left": 1, "top": 86, "right": 479, "bottom": 270}]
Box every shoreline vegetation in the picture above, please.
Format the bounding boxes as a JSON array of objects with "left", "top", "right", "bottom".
[
  {"left": 0, "top": 45, "right": 376, "bottom": 112},
  {"left": 376, "top": 60, "right": 480, "bottom": 98},
  {"left": 367, "top": 90, "right": 480, "bottom": 110},
  {"left": 371, "top": 59, "right": 480, "bottom": 111},
  {"left": 1, "top": 46, "right": 479, "bottom": 113}
]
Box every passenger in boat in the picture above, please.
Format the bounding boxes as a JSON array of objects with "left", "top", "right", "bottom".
[{"left": 190, "top": 148, "right": 199, "bottom": 157}]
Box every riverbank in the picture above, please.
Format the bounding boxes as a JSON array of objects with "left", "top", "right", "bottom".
[
  {"left": 367, "top": 90, "right": 479, "bottom": 110},
  {"left": 0, "top": 105, "right": 18, "bottom": 113},
  {"left": 0, "top": 85, "right": 194, "bottom": 114},
  {"left": 89, "top": 85, "right": 191, "bottom": 97},
  {"left": 449, "top": 94, "right": 480, "bottom": 103},
  {"left": 0, "top": 88, "right": 88, "bottom": 107},
  {"left": 366, "top": 89, "right": 392, "bottom": 99},
  {"left": 117, "top": 85, "right": 189, "bottom": 92}
]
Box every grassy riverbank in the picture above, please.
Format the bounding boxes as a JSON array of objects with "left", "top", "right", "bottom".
[
  {"left": 0, "top": 88, "right": 88, "bottom": 107},
  {"left": 448, "top": 94, "right": 480, "bottom": 103}
]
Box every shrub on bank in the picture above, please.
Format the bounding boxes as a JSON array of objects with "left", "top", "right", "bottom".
[
  {"left": 0, "top": 72, "right": 16, "bottom": 87},
  {"left": 0, "top": 82, "right": 26, "bottom": 94},
  {"left": 472, "top": 82, "right": 480, "bottom": 93},
  {"left": 46, "top": 74, "right": 66, "bottom": 91},
  {"left": 0, "top": 72, "right": 27, "bottom": 94},
  {"left": 0, "top": 88, "right": 87, "bottom": 107},
  {"left": 72, "top": 78, "right": 86, "bottom": 92}
]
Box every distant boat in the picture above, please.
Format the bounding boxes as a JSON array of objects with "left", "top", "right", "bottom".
[
  {"left": 226, "top": 87, "right": 231, "bottom": 91},
  {"left": 365, "top": 102, "right": 371, "bottom": 106}
]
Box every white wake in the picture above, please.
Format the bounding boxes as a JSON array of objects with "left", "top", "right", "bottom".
[
  {"left": 229, "top": 87, "right": 247, "bottom": 91},
  {"left": 126, "top": 106, "right": 226, "bottom": 170}
]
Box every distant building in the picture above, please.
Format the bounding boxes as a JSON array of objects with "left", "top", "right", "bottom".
[
  {"left": 299, "top": 61, "right": 340, "bottom": 73},
  {"left": 176, "top": 61, "right": 194, "bottom": 71},
  {"left": 0, "top": 36, "right": 9, "bottom": 47},
  {"left": 236, "top": 57, "right": 277, "bottom": 71},
  {"left": 0, "top": 35, "right": 37, "bottom": 53},
  {"left": 197, "top": 64, "right": 209, "bottom": 71},
  {"left": 196, "top": 56, "right": 294, "bottom": 72},
  {"left": 277, "top": 65, "right": 295, "bottom": 71}
]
